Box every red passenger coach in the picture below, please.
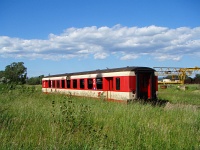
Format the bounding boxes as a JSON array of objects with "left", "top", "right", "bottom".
[{"left": 42, "top": 67, "right": 158, "bottom": 102}]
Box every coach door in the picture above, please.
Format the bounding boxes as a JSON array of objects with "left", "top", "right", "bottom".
[
  {"left": 105, "top": 77, "right": 113, "bottom": 100},
  {"left": 136, "top": 71, "right": 155, "bottom": 99}
]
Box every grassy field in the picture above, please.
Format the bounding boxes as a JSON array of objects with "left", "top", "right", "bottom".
[
  {"left": 158, "top": 84, "right": 200, "bottom": 105},
  {"left": 0, "top": 84, "right": 199, "bottom": 149}
]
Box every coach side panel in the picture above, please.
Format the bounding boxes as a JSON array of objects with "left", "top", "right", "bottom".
[{"left": 42, "top": 72, "right": 139, "bottom": 101}]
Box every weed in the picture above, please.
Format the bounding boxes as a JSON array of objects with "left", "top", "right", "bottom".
[{"left": 50, "top": 95, "right": 111, "bottom": 149}]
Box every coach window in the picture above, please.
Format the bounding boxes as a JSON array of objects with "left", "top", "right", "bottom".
[
  {"left": 61, "top": 80, "right": 65, "bottom": 88},
  {"left": 67, "top": 80, "right": 71, "bottom": 88},
  {"left": 116, "top": 77, "right": 120, "bottom": 90},
  {"left": 57, "top": 80, "right": 60, "bottom": 88},
  {"left": 96, "top": 78, "right": 103, "bottom": 89},
  {"left": 80, "top": 79, "right": 84, "bottom": 89},
  {"left": 52, "top": 80, "right": 55, "bottom": 88},
  {"left": 87, "top": 79, "right": 93, "bottom": 89},
  {"left": 48, "top": 80, "right": 51, "bottom": 88},
  {"left": 73, "top": 79, "right": 77, "bottom": 89},
  {"left": 141, "top": 76, "right": 148, "bottom": 88}
]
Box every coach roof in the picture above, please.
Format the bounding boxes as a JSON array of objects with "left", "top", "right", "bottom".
[{"left": 45, "top": 66, "right": 155, "bottom": 77}]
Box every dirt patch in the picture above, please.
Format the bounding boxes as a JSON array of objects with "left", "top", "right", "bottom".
[
  {"left": 164, "top": 102, "right": 200, "bottom": 111},
  {"left": 192, "top": 90, "right": 200, "bottom": 93}
]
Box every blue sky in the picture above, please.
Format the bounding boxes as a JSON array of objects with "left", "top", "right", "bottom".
[{"left": 0, "top": 0, "right": 200, "bottom": 77}]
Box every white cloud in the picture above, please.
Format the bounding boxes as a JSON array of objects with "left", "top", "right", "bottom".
[
  {"left": 0, "top": 25, "right": 200, "bottom": 61},
  {"left": 94, "top": 52, "right": 109, "bottom": 59},
  {"left": 154, "top": 54, "right": 182, "bottom": 61},
  {"left": 120, "top": 53, "right": 139, "bottom": 60}
]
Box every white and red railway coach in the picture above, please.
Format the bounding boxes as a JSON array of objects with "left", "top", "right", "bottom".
[{"left": 42, "top": 67, "right": 158, "bottom": 102}]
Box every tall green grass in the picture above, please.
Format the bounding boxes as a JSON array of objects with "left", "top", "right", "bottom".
[{"left": 0, "top": 85, "right": 199, "bottom": 149}]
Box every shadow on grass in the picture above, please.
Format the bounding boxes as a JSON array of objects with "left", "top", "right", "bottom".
[{"left": 128, "top": 99, "right": 169, "bottom": 107}]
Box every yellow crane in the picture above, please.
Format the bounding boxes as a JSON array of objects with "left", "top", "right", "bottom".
[
  {"left": 178, "top": 67, "right": 200, "bottom": 84},
  {"left": 154, "top": 67, "right": 200, "bottom": 84}
]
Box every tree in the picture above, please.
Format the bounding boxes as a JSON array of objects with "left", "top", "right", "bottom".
[
  {"left": 164, "top": 75, "right": 179, "bottom": 80},
  {"left": 26, "top": 75, "right": 44, "bottom": 85},
  {"left": 4, "top": 62, "right": 27, "bottom": 84},
  {"left": 194, "top": 74, "right": 200, "bottom": 79},
  {"left": 0, "top": 71, "right": 4, "bottom": 78}
]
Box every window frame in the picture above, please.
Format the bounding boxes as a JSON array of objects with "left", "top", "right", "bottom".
[
  {"left": 80, "top": 79, "right": 85, "bottom": 89},
  {"left": 73, "top": 79, "right": 77, "bottom": 89},
  {"left": 116, "top": 77, "right": 120, "bottom": 90},
  {"left": 96, "top": 77, "right": 103, "bottom": 90},
  {"left": 61, "top": 80, "right": 65, "bottom": 88},
  {"left": 66, "top": 80, "right": 71, "bottom": 88},
  {"left": 87, "top": 78, "right": 93, "bottom": 89}
]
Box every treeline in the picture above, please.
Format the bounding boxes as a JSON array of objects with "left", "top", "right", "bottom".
[
  {"left": 26, "top": 75, "right": 44, "bottom": 85},
  {"left": 0, "top": 62, "right": 44, "bottom": 85},
  {"left": 184, "top": 78, "right": 200, "bottom": 84},
  {"left": 162, "top": 74, "right": 200, "bottom": 84}
]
